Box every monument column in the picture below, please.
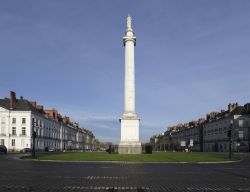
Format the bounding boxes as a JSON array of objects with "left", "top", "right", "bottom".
[{"left": 118, "top": 15, "right": 142, "bottom": 154}]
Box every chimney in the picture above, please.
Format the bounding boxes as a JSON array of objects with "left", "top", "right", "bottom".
[
  {"left": 30, "top": 101, "right": 37, "bottom": 108},
  {"left": 36, "top": 105, "right": 44, "bottom": 111},
  {"left": 244, "top": 103, "right": 250, "bottom": 112},
  {"left": 228, "top": 102, "right": 238, "bottom": 112},
  {"left": 63, "top": 116, "right": 70, "bottom": 124},
  {"left": 57, "top": 114, "right": 63, "bottom": 122},
  {"left": 53, "top": 110, "right": 58, "bottom": 120},
  {"left": 206, "top": 113, "right": 210, "bottom": 121},
  {"left": 228, "top": 103, "right": 232, "bottom": 112},
  {"left": 9, "top": 91, "right": 16, "bottom": 110},
  {"left": 45, "top": 109, "right": 58, "bottom": 120}
]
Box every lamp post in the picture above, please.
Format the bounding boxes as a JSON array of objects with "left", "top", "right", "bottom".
[
  {"left": 228, "top": 119, "right": 233, "bottom": 160},
  {"left": 60, "top": 121, "right": 63, "bottom": 152},
  {"left": 32, "top": 118, "right": 37, "bottom": 158},
  {"left": 163, "top": 134, "right": 166, "bottom": 152}
]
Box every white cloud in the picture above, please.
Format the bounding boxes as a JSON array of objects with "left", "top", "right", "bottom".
[{"left": 77, "top": 115, "right": 116, "bottom": 122}]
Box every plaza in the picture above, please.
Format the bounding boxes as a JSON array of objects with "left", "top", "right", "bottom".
[
  {"left": 0, "top": 153, "right": 250, "bottom": 191},
  {"left": 1, "top": 1, "right": 250, "bottom": 191}
]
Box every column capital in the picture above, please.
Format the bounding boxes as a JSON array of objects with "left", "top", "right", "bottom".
[{"left": 123, "top": 36, "right": 136, "bottom": 46}]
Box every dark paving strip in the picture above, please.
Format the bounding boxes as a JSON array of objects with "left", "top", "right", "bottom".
[{"left": 2, "top": 185, "right": 250, "bottom": 192}]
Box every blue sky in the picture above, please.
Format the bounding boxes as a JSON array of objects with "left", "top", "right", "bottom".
[{"left": 0, "top": 1, "right": 250, "bottom": 143}]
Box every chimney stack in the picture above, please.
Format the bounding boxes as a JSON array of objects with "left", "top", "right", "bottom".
[
  {"left": 63, "top": 116, "right": 70, "bottom": 124},
  {"left": 228, "top": 102, "right": 238, "bottom": 112},
  {"left": 30, "top": 101, "right": 37, "bottom": 108},
  {"left": 206, "top": 113, "right": 210, "bottom": 121},
  {"left": 45, "top": 109, "right": 58, "bottom": 120},
  {"left": 228, "top": 103, "right": 232, "bottom": 112},
  {"left": 36, "top": 105, "right": 44, "bottom": 111},
  {"left": 244, "top": 103, "right": 250, "bottom": 112},
  {"left": 10, "top": 91, "right": 16, "bottom": 110}
]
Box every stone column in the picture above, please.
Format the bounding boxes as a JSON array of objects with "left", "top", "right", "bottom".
[
  {"left": 119, "top": 15, "right": 141, "bottom": 154},
  {"left": 123, "top": 16, "right": 136, "bottom": 115}
]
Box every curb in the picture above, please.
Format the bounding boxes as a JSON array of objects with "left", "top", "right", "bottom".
[{"left": 21, "top": 158, "right": 242, "bottom": 164}]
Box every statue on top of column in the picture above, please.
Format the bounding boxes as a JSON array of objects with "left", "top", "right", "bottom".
[{"left": 127, "top": 15, "right": 133, "bottom": 31}]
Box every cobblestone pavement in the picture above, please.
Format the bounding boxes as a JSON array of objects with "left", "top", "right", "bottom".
[{"left": 0, "top": 153, "right": 250, "bottom": 192}]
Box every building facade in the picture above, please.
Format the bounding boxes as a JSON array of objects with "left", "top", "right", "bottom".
[
  {"left": 0, "top": 91, "right": 97, "bottom": 152},
  {"left": 203, "top": 104, "right": 250, "bottom": 152},
  {"left": 150, "top": 103, "right": 250, "bottom": 152}
]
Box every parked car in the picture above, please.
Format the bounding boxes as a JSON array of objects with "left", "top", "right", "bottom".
[
  {"left": 0, "top": 145, "right": 7, "bottom": 154},
  {"left": 21, "top": 148, "right": 32, "bottom": 153},
  {"left": 45, "top": 146, "right": 56, "bottom": 152}
]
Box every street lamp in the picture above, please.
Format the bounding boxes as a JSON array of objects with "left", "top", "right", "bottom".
[
  {"left": 163, "top": 133, "right": 166, "bottom": 152},
  {"left": 228, "top": 119, "right": 233, "bottom": 160},
  {"left": 32, "top": 118, "right": 37, "bottom": 158}
]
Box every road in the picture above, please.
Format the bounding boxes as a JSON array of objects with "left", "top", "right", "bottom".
[{"left": 0, "top": 153, "right": 250, "bottom": 192}]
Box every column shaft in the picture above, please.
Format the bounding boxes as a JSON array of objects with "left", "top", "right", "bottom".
[{"left": 124, "top": 40, "right": 135, "bottom": 113}]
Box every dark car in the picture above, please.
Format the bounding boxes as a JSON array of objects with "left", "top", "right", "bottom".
[
  {"left": 45, "top": 146, "right": 56, "bottom": 152},
  {"left": 21, "top": 148, "right": 32, "bottom": 153},
  {"left": 0, "top": 145, "right": 7, "bottom": 154}
]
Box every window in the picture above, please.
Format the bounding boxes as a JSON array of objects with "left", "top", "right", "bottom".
[
  {"left": 22, "top": 118, "right": 26, "bottom": 124},
  {"left": 11, "top": 139, "right": 15, "bottom": 147},
  {"left": 239, "top": 120, "right": 244, "bottom": 128},
  {"left": 1, "top": 118, "right": 5, "bottom": 134},
  {"left": 0, "top": 125, "right": 5, "bottom": 135},
  {"left": 0, "top": 139, "right": 4, "bottom": 145},
  {"left": 21, "top": 139, "right": 25, "bottom": 147},
  {"left": 12, "top": 118, "right": 16, "bottom": 124},
  {"left": 22, "top": 127, "right": 26, "bottom": 136},
  {"left": 1, "top": 117, "right": 5, "bottom": 124},
  {"left": 12, "top": 127, "right": 16, "bottom": 135}
]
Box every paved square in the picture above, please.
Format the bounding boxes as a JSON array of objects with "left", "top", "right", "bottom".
[{"left": 0, "top": 154, "right": 250, "bottom": 192}]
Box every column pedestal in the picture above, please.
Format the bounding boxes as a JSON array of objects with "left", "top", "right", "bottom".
[{"left": 118, "top": 117, "right": 142, "bottom": 154}]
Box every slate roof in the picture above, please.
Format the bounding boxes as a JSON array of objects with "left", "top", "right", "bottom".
[
  {"left": 230, "top": 106, "right": 249, "bottom": 115},
  {"left": 0, "top": 98, "right": 44, "bottom": 114}
]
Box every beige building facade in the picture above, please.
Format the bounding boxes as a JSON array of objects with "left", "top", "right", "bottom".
[{"left": 150, "top": 103, "right": 250, "bottom": 152}]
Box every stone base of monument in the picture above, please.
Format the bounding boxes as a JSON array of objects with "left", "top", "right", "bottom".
[
  {"left": 119, "top": 117, "right": 142, "bottom": 154},
  {"left": 118, "top": 142, "right": 142, "bottom": 154}
]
